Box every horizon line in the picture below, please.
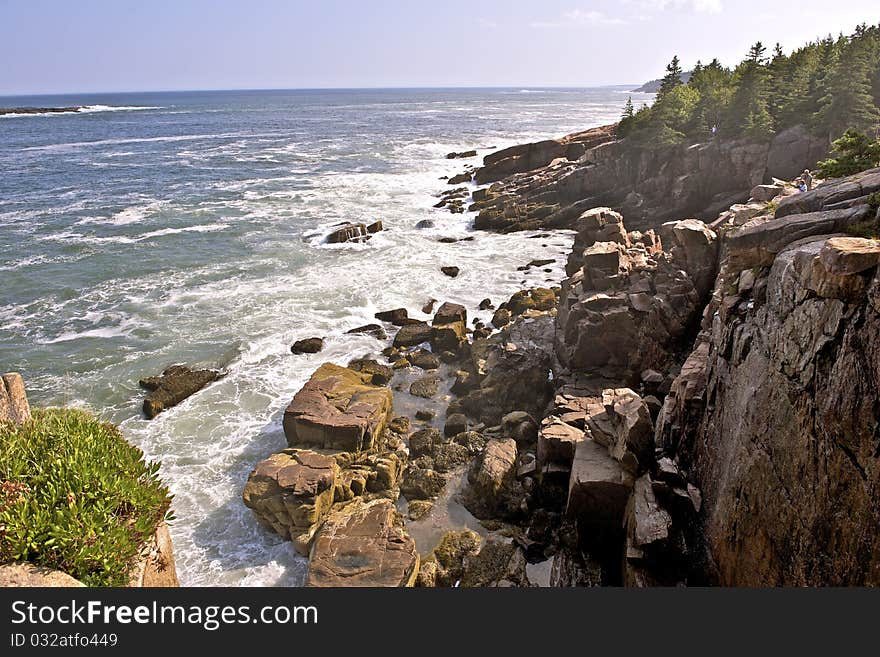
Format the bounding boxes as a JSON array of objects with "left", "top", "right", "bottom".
[{"left": 0, "top": 83, "right": 651, "bottom": 98}]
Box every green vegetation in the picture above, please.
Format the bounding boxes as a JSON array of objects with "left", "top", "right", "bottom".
[
  {"left": 0, "top": 409, "right": 172, "bottom": 586},
  {"left": 817, "top": 129, "right": 880, "bottom": 178},
  {"left": 619, "top": 23, "right": 880, "bottom": 149}
]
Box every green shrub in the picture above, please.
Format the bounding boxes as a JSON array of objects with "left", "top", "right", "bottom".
[
  {"left": 0, "top": 409, "right": 172, "bottom": 586},
  {"left": 816, "top": 129, "right": 880, "bottom": 179},
  {"left": 845, "top": 220, "right": 880, "bottom": 239}
]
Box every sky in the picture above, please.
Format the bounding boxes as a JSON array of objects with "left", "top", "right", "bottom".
[{"left": 0, "top": 0, "right": 877, "bottom": 95}]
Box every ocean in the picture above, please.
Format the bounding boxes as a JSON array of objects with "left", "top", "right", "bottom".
[{"left": 0, "top": 87, "right": 647, "bottom": 586}]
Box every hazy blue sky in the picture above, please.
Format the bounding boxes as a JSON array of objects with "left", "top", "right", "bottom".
[{"left": 0, "top": 0, "right": 876, "bottom": 95}]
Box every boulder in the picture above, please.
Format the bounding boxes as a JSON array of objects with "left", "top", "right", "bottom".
[
  {"left": 566, "top": 438, "right": 634, "bottom": 542},
  {"left": 819, "top": 236, "right": 880, "bottom": 275},
  {"left": 337, "top": 450, "right": 405, "bottom": 499},
  {"left": 374, "top": 308, "right": 408, "bottom": 325},
  {"left": 500, "top": 411, "right": 538, "bottom": 445},
  {"left": 291, "top": 337, "right": 324, "bottom": 355},
  {"left": 409, "top": 349, "right": 440, "bottom": 370},
  {"left": 243, "top": 449, "right": 338, "bottom": 555},
  {"left": 346, "top": 323, "right": 387, "bottom": 340},
  {"left": 408, "top": 500, "right": 434, "bottom": 520},
  {"left": 0, "top": 563, "right": 84, "bottom": 587},
  {"left": 750, "top": 183, "right": 784, "bottom": 202},
  {"left": 139, "top": 365, "right": 222, "bottom": 419},
  {"left": 447, "top": 150, "right": 477, "bottom": 159},
  {"left": 665, "top": 219, "right": 718, "bottom": 297},
  {"left": 409, "top": 374, "right": 440, "bottom": 398},
  {"left": 415, "top": 219, "right": 435, "bottom": 229},
  {"left": 625, "top": 474, "right": 672, "bottom": 551},
  {"left": 326, "top": 223, "right": 368, "bottom": 243},
  {"left": 434, "top": 302, "right": 466, "bottom": 324},
  {"left": 491, "top": 308, "right": 511, "bottom": 328},
  {"left": 282, "top": 363, "right": 394, "bottom": 452},
  {"left": 537, "top": 417, "right": 585, "bottom": 470},
  {"left": 393, "top": 321, "right": 433, "bottom": 348},
  {"left": 409, "top": 427, "right": 442, "bottom": 457},
  {"left": 465, "top": 438, "right": 518, "bottom": 517},
  {"left": 431, "top": 302, "right": 468, "bottom": 353},
  {"left": 429, "top": 442, "right": 472, "bottom": 472},
  {"left": 418, "top": 529, "right": 482, "bottom": 587},
  {"left": 366, "top": 220, "right": 383, "bottom": 234},
  {"left": 0, "top": 372, "right": 31, "bottom": 425},
  {"left": 597, "top": 388, "right": 655, "bottom": 472},
  {"left": 346, "top": 358, "right": 394, "bottom": 386},
  {"left": 444, "top": 413, "right": 468, "bottom": 437},
  {"left": 448, "top": 172, "right": 472, "bottom": 185},
  {"left": 441, "top": 266, "right": 460, "bottom": 278},
  {"left": 401, "top": 466, "right": 446, "bottom": 499},
  {"left": 388, "top": 415, "right": 411, "bottom": 434},
  {"left": 306, "top": 499, "right": 419, "bottom": 587}
]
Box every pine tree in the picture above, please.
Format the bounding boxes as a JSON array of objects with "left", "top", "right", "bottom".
[
  {"left": 814, "top": 35, "right": 880, "bottom": 139},
  {"left": 747, "top": 41, "right": 768, "bottom": 64},
  {"left": 658, "top": 56, "right": 684, "bottom": 97},
  {"left": 622, "top": 96, "right": 635, "bottom": 119},
  {"left": 725, "top": 43, "right": 774, "bottom": 138},
  {"left": 689, "top": 58, "right": 732, "bottom": 136}
]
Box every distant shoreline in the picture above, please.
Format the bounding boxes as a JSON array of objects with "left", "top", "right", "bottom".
[{"left": 0, "top": 106, "right": 84, "bottom": 116}]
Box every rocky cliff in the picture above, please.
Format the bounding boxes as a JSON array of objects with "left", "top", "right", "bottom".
[
  {"left": 523, "top": 169, "right": 880, "bottom": 586},
  {"left": 656, "top": 169, "right": 880, "bottom": 585},
  {"left": 465, "top": 124, "right": 828, "bottom": 233}
]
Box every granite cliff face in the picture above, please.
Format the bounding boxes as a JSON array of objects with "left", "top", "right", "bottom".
[
  {"left": 466, "top": 124, "right": 828, "bottom": 233},
  {"left": 525, "top": 168, "right": 880, "bottom": 585},
  {"left": 656, "top": 169, "right": 880, "bottom": 585}
]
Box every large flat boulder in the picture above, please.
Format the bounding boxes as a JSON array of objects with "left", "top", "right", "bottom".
[
  {"left": 283, "top": 363, "right": 393, "bottom": 452},
  {"left": 727, "top": 206, "right": 873, "bottom": 269},
  {"left": 243, "top": 449, "right": 339, "bottom": 555},
  {"left": 774, "top": 166, "right": 880, "bottom": 218},
  {"left": 306, "top": 499, "right": 419, "bottom": 587}
]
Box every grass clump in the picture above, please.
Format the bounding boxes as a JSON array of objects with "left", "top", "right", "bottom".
[
  {"left": 0, "top": 408, "right": 172, "bottom": 586},
  {"left": 844, "top": 193, "right": 880, "bottom": 239}
]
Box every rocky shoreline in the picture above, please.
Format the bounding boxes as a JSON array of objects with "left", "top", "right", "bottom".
[
  {"left": 167, "top": 122, "right": 880, "bottom": 586},
  {"left": 0, "top": 106, "right": 85, "bottom": 116}
]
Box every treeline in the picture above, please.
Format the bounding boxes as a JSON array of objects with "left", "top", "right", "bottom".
[{"left": 619, "top": 22, "right": 880, "bottom": 147}]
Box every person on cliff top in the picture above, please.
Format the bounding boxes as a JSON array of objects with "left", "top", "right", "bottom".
[
  {"left": 796, "top": 177, "right": 807, "bottom": 192},
  {"left": 802, "top": 169, "right": 813, "bottom": 191}
]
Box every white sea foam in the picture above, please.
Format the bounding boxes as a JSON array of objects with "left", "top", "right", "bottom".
[
  {"left": 20, "top": 132, "right": 272, "bottom": 152},
  {"left": 75, "top": 200, "right": 167, "bottom": 226},
  {"left": 139, "top": 224, "right": 229, "bottom": 239}
]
